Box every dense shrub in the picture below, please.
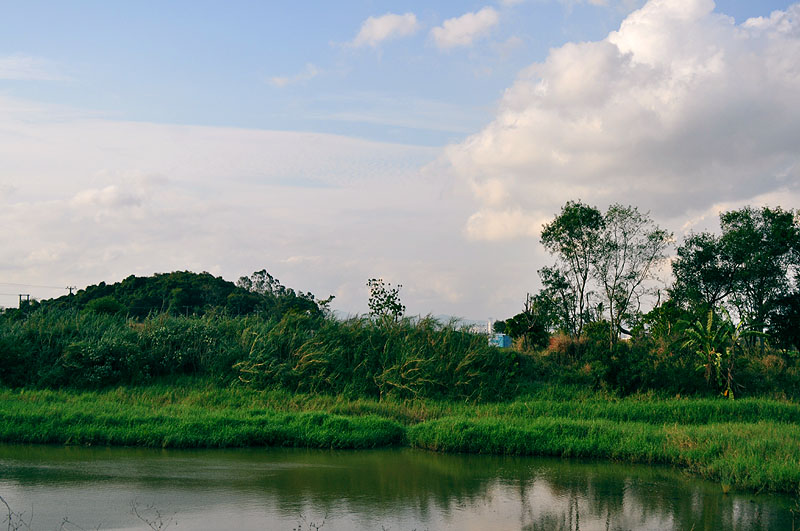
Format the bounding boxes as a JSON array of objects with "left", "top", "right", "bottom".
[
  {"left": 237, "top": 316, "right": 520, "bottom": 401},
  {"left": 2, "top": 305, "right": 797, "bottom": 399},
  {"left": 0, "top": 309, "right": 520, "bottom": 400}
]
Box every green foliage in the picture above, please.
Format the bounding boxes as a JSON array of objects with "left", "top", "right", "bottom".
[
  {"left": 236, "top": 316, "right": 520, "bottom": 401},
  {"left": 770, "top": 290, "right": 800, "bottom": 351},
  {"left": 236, "top": 269, "right": 324, "bottom": 317},
  {"left": 671, "top": 232, "right": 734, "bottom": 312},
  {"left": 504, "top": 307, "right": 549, "bottom": 352},
  {"left": 540, "top": 200, "right": 604, "bottom": 338},
  {"left": 3, "top": 384, "right": 800, "bottom": 493},
  {"left": 680, "top": 308, "right": 765, "bottom": 398},
  {"left": 0, "top": 388, "right": 404, "bottom": 449},
  {"left": 3, "top": 201, "right": 800, "bottom": 403},
  {"left": 408, "top": 416, "right": 800, "bottom": 493},
  {"left": 720, "top": 206, "right": 799, "bottom": 329},
  {"left": 0, "top": 309, "right": 249, "bottom": 388},
  {"left": 592, "top": 204, "right": 672, "bottom": 346},
  {"left": 366, "top": 278, "right": 405, "bottom": 323},
  {"left": 0, "top": 305, "right": 519, "bottom": 401},
  {"left": 539, "top": 201, "right": 671, "bottom": 344},
  {"left": 672, "top": 206, "right": 800, "bottom": 335},
  {"left": 34, "top": 269, "right": 324, "bottom": 320},
  {"left": 499, "top": 291, "right": 557, "bottom": 352},
  {"left": 86, "top": 295, "right": 125, "bottom": 315}
]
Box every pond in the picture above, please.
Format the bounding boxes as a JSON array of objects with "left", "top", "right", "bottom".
[{"left": 0, "top": 444, "right": 796, "bottom": 530}]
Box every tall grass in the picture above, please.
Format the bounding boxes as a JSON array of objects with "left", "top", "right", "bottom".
[
  {"left": 0, "top": 388, "right": 403, "bottom": 449},
  {"left": 2, "top": 384, "right": 799, "bottom": 493},
  {"left": 237, "top": 315, "right": 519, "bottom": 400},
  {"left": 407, "top": 416, "right": 800, "bottom": 493},
  {"left": 0, "top": 309, "right": 519, "bottom": 401}
]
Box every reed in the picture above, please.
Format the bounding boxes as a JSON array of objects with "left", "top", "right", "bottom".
[
  {"left": 407, "top": 416, "right": 800, "bottom": 493},
  {"left": 0, "top": 309, "right": 519, "bottom": 401},
  {"left": 1, "top": 384, "right": 799, "bottom": 493}
]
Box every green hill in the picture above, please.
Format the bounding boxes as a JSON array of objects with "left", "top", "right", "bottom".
[{"left": 34, "top": 270, "right": 322, "bottom": 319}]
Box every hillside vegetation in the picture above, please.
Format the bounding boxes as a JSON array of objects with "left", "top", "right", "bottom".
[{"left": 2, "top": 201, "right": 799, "bottom": 495}]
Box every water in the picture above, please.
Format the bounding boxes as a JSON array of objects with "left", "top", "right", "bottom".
[{"left": 0, "top": 444, "right": 796, "bottom": 530}]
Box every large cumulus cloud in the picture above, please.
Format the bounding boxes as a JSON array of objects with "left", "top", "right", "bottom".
[{"left": 447, "top": 0, "right": 800, "bottom": 240}]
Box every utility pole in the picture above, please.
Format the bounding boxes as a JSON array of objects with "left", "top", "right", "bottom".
[
  {"left": 67, "top": 286, "right": 76, "bottom": 296},
  {"left": 18, "top": 294, "right": 30, "bottom": 307}
]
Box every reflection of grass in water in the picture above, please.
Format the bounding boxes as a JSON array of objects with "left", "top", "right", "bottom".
[
  {"left": 408, "top": 416, "right": 800, "bottom": 493},
  {"left": 1, "top": 447, "right": 795, "bottom": 530},
  {"left": 1, "top": 384, "right": 799, "bottom": 494}
]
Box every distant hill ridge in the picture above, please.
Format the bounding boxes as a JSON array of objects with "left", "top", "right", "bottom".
[{"left": 38, "top": 270, "right": 322, "bottom": 318}]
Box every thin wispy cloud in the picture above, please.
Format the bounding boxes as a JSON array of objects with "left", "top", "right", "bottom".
[
  {"left": 350, "top": 13, "right": 420, "bottom": 48},
  {"left": 0, "top": 54, "right": 62, "bottom": 80},
  {"left": 0, "top": 107, "right": 447, "bottom": 313},
  {"left": 268, "top": 63, "right": 320, "bottom": 88},
  {"left": 431, "top": 7, "right": 500, "bottom": 50}
]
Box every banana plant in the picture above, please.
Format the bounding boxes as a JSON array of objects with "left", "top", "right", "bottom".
[{"left": 680, "top": 308, "right": 763, "bottom": 399}]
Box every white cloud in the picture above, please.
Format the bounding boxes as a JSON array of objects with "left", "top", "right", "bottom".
[
  {"left": 0, "top": 54, "right": 61, "bottom": 80},
  {"left": 0, "top": 97, "right": 550, "bottom": 319},
  {"left": 465, "top": 208, "right": 545, "bottom": 240},
  {"left": 0, "top": 97, "right": 485, "bottom": 316},
  {"left": 71, "top": 185, "right": 144, "bottom": 209},
  {"left": 268, "top": 63, "right": 320, "bottom": 88},
  {"left": 431, "top": 7, "right": 500, "bottom": 49},
  {"left": 445, "top": 0, "right": 800, "bottom": 241},
  {"left": 350, "top": 13, "right": 420, "bottom": 48}
]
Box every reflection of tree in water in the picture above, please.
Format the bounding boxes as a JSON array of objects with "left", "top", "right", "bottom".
[
  {"left": 259, "top": 449, "right": 506, "bottom": 519},
  {"left": 1, "top": 446, "right": 795, "bottom": 530},
  {"left": 507, "top": 459, "right": 791, "bottom": 531},
  {"left": 258, "top": 453, "right": 791, "bottom": 530}
]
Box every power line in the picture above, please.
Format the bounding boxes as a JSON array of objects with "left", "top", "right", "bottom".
[{"left": 0, "top": 282, "right": 69, "bottom": 290}]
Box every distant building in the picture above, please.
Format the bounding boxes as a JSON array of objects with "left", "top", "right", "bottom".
[{"left": 488, "top": 333, "right": 512, "bottom": 348}]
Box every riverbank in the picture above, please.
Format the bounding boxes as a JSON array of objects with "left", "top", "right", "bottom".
[{"left": 2, "top": 383, "right": 799, "bottom": 495}]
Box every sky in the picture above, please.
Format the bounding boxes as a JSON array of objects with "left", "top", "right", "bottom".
[{"left": 1, "top": 0, "right": 799, "bottom": 319}]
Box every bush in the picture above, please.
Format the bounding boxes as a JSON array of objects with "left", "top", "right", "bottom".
[
  {"left": 236, "top": 316, "right": 520, "bottom": 401},
  {"left": 86, "top": 296, "right": 125, "bottom": 315},
  {"left": 2, "top": 306, "right": 798, "bottom": 400}
]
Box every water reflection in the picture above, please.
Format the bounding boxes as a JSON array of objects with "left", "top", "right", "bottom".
[{"left": 0, "top": 444, "right": 796, "bottom": 530}]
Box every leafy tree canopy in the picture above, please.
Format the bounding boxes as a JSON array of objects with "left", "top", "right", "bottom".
[{"left": 36, "top": 270, "right": 323, "bottom": 319}]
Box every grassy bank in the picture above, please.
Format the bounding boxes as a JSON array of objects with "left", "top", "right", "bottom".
[{"left": 2, "top": 383, "right": 799, "bottom": 494}]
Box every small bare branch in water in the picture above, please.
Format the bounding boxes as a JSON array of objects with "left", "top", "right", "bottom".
[{"left": 130, "top": 500, "right": 176, "bottom": 531}]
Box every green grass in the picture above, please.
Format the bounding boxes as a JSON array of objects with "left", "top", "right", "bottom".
[
  {"left": 2, "top": 383, "right": 799, "bottom": 494},
  {"left": 407, "top": 417, "right": 800, "bottom": 493},
  {"left": 0, "top": 386, "right": 403, "bottom": 449},
  {"left": 1, "top": 310, "right": 526, "bottom": 401}
]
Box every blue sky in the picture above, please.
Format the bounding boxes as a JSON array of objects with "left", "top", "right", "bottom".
[
  {"left": 2, "top": 1, "right": 623, "bottom": 143},
  {"left": 1, "top": 0, "right": 799, "bottom": 317},
  {"left": 6, "top": 1, "right": 788, "bottom": 144}
]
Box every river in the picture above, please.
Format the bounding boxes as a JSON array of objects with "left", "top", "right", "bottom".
[{"left": 0, "top": 444, "right": 796, "bottom": 530}]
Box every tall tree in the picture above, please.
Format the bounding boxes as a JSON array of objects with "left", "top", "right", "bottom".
[
  {"left": 236, "top": 269, "right": 321, "bottom": 316},
  {"left": 540, "top": 200, "right": 604, "bottom": 338},
  {"left": 720, "top": 206, "right": 799, "bottom": 330},
  {"left": 671, "top": 232, "right": 736, "bottom": 312},
  {"left": 592, "top": 204, "right": 672, "bottom": 346}
]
